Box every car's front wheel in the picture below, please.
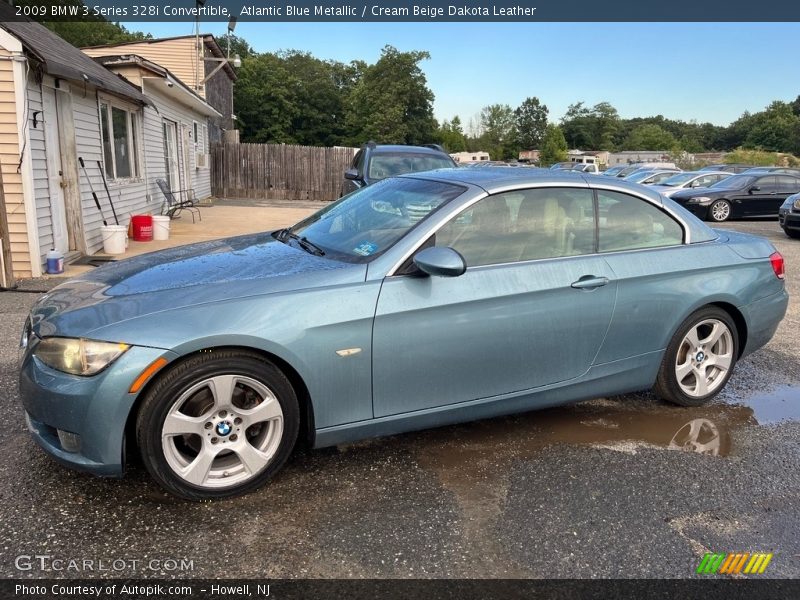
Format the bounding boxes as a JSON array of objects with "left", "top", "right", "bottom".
[
  {"left": 708, "top": 199, "right": 731, "bottom": 222},
  {"left": 784, "top": 227, "right": 800, "bottom": 239},
  {"left": 136, "top": 349, "right": 299, "bottom": 500},
  {"left": 654, "top": 307, "right": 739, "bottom": 407}
]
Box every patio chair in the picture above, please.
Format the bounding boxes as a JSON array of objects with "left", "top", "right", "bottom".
[{"left": 156, "top": 179, "right": 201, "bottom": 223}]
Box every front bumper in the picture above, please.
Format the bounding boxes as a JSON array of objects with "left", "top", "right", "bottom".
[
  {"left": 676, "top": 202, "right": 710, "bottom": 220},
  {"left": 779, "top": 210, "right": 800, "bottom": 233},
  {"left": 19, "top": 344, "right": 176, "bottom": 477}
]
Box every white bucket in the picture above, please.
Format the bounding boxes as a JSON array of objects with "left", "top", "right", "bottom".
[
  {"left": 152, "top": 215, "right": 171, "bottom": 241},
  {"left": 101, "top": 225, "right": 127, "bottom": 255}
]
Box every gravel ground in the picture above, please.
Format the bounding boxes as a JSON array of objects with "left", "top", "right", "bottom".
[{"left": 0, "top": 219, "right": 797, "bottom": 580}]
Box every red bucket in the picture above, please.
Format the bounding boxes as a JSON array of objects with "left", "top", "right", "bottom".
[{"left": 131, "top": 215, "right": 153, "bottom": 242}]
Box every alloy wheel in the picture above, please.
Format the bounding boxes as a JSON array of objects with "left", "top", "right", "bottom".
[
  {"left": 674, "top": 319, "right": 734, "bottom": 398},
  {"left": 161, "top": 374, "right": 284, "bottom": 488}
]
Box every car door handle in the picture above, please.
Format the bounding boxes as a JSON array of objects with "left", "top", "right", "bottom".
[{"left": 571, "top": 275, "right": 609, "bottom": 290}]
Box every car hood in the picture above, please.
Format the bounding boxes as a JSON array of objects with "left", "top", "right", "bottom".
[{"left": 30, "top": 233, "right": 366, "bottom": 339}]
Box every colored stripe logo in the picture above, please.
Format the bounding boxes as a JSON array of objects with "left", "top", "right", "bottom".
[{"left": 696, "top": 552, "right": 773, "bottom": 575}]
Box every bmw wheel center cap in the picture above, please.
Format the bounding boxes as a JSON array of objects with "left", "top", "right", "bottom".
[{"left": 216, "top": 421, "right": 233, "bottom": 436}]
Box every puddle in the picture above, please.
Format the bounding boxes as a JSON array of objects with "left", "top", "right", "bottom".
[{"left": 728, "top": 384, "right": 800, "bottom": 424}]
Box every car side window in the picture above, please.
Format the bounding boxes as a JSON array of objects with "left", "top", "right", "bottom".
[
  {"left": 435, "top": 188, "right": 595, "bottom": 267},
  {"left": 756, "top": 176, "right": 777, "bottom": 192},
  {"left": 776, "top": 176, "right": 800, "bottom": 194},
  {"left": 597, "top": 190, "right": 683, "bottom": 252},
  {"left": 696, "top": 175, "right": 717, "bottom": 187},
  {"left": 351, "top": 150, "right": 362, "bottom": 170}
]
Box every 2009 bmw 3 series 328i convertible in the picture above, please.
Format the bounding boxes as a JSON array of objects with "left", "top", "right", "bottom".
[{"left": 19, "top": 169, "right": 788, "bottom": 500}]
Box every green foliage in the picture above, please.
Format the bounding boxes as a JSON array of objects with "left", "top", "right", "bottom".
[
  {"left": 724, "top": 148, "right": 787, "bottom": 167},
  {"left": 560, "top": 102, "right": 620, "bottom": 150},
  {"left": 234, "top": 53, "right": 297, "bottom": 143},
  {"left": 438, "top": 117, "right": 467, "bottom": 152},
  {"left": 345, "top": 46, "right": 437, "bottom": 145},
  {"left": 478, "top": 104, "right": 518, "bottom": 160},
  {"left": 741, "top": 101, "right": 800, "bottom": 155},
  {"left": 514, "top": 97, "right": 548, "bottom": 150},
  {"left": 622, "top": 124, "right": 679, "bottom": 151},
  {"left": 539, "top": 124, "right": 568, "bottom": 166}
]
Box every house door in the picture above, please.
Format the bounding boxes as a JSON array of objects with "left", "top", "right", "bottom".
[
  {"left": 41, "top": 85, "right": 69, "bottom": 253},
  {"left": 163, "top": 120, "right": 180, "bottom": 193}
]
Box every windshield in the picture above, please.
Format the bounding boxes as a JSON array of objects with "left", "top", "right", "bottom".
[
  {"left": 709, "top": 175, "right": 755, "bottom": 189},
  {"left": 289, "top": 178, "right": 465, "bottom": 262},
  {"left": 367, "top": 153, "right": 454, "bottom": 180},
  {"left": 626, "top": 170, "right": 660, "bottom": 182},
  {"left": 658, "top": 173, "right": 697, "bottom": 186}
]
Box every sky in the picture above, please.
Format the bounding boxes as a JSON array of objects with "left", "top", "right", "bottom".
[{"left": 126, "top": 21, "right": 800, "bottom": 129}]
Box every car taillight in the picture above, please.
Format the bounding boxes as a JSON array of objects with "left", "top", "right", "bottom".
[{"left": 770, "top": 251, "right": 785, "bottom": 279}]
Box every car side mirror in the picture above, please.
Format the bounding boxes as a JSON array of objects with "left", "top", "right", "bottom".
[
  {"left": 344, "top": 168, "right": 361, "bottom": 181},
  {"left": 749, "top": 185, "right": 760, "bottom": 192},
  {"left": 413, "top": 247, "right": 466, "bottom": 277}
]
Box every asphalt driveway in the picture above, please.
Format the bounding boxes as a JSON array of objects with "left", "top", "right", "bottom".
[{"left": 0, "top": 218, "right": 797, "bottom": 580}]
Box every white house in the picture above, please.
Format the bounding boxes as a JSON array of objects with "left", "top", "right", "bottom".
[{"left": 0, "top": 8, "right": 218, "bottom": 280}]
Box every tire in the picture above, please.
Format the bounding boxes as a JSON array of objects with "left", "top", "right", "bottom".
[
  {"left": 136, "top": 349, "right": 299, "bottom": 500},
  {"left": 784, "top": 227, "right": 800, "bottom": 239},
  {"left": 708, "top": 199, "right": 731, "bottom": 222},
  {"left": 654, "top": 307, "right": 739, "bottom": 407}
]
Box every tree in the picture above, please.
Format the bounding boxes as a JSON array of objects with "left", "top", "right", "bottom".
[
  {"left": 539, "top": 124, "right": 568, "bottom": 166},
  {"left": 479, "top": 104, "right": 517, "bottom": 160},
  {"left": 514, "top": 97, "right": 548, "bottom": 150},
  {"left": 282, "top": 52, "right": 350, "bottom": 146},
  {"left": 743, "top": 101, "right": 800, "bottom": 154},
  {"left": 234, "top": 53, "right": 297, "bottom": 143},
  {"left": 623, "top": 124, "right": 678, "bottom": 151},
  {"left": 438, "top": 116, "right": 467, "bottom": 152},
  {"left": 560, "top": 101, "right": 620, "bottom": 150},
  {"left": 345, "top": 46, "right": 437, "bottom": 145}
]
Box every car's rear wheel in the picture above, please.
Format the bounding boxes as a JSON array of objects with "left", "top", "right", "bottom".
[
  {"left": 136, "top": 349, "right": 299, "bottom": 500},
  {"left": 784, "top": 228, "right": 800, "bottom": 239},
  {"left": 709, "top": 199, "right": 731, "bottom": 222},
  {"left": 654, "top": 307, "right": 738, "bottom": 407}
]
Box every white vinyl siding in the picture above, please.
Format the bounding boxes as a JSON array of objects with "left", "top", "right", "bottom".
[
  {"left": 26, "top": 75, "right": 53, "bottom": 265},
  {"left": 70, "top": 85, "right": 156, "bottom": 254},
  {"left": 141, "top": 82, "right": 211, "bottom": 205}
]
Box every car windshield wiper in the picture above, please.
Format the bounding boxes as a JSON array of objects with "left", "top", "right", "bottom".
[{"left": 274, "top": 228, "right": 326, "bottom": 256}]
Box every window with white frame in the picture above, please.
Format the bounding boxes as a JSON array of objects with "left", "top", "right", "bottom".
[{"left": 99, "top": 100, "right": 141, "bottom": 180}]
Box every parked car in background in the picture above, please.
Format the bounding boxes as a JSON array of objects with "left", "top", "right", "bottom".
[
  {"left": 341, "top": 142, "right": 455, "bottom": 196},
  {"left": 652, "top": 171, "right": 732, "bottom": 198},
  {"left": 614, "top": 163, "right": 677, "bottom": 178},
  {"left": 624, "top": 169, "right": 682, "bottom": 185},
  {"left": 741, "top": 167, "right": 800, "bottom": 176},
  {"left": 549, "top": 161, "right": 575, "bottom": 170},
  {"left": 671, "top": 173, "right": 800, "bottom": 222},
  {"left": 570, "top": 163, "right": 601, "bottom": 174},
  {"left": 698, "top": 164, "right": 755, "bottom": 174},
  {"left": 20, "top": 169, "right": 787, "bottom": 499},
  {"left": 779, "top": 192, "right": 800, "bottom": 238},
  {"left": 602, "top": 166, "right": 626, "bottom": 177}
]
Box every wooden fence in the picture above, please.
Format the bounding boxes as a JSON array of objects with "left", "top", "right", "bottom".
[{"left": 211, "top": 143, "right": 357, "bottom": 201}]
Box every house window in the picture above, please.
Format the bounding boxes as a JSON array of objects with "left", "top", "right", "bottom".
[{"left": 99, "top": 101, "right": 141, "bottom": 180}]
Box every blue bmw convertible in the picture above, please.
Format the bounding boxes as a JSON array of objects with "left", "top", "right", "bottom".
[{"left": 19, "top": 169, "right": 788, "bottom": 499}]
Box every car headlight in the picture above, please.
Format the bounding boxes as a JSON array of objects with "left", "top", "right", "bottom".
[
  {"left": 687, "top": 197, "right": 712, "bottom": 205},
  {"left": 794, "top": 198, "right": 800, "bottom": 211},
  {"left": 33, "top": 337, "right": 130, "bottom": 376}
]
